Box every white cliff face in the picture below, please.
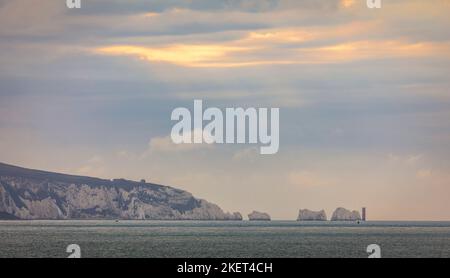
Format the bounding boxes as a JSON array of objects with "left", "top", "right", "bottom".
[
  {"left": 297, "top": 209, "right": 327, "bottom": 221},
  {"left": 248, "top": 211, "right": 271, "bottom": 221},
  {"left": 331, "top": 207, "right": 361, "bottom": 221},
  {"left": 0, "top": 163, "right": 242, "bottom": 221}
]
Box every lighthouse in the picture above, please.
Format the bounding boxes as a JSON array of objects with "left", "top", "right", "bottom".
[{"left": 362, "top": 207, "right": 367, "bottom": 221}]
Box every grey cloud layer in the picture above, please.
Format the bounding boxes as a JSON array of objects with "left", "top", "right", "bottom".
[{"left": 1, "top": 0, "right": 450, "bottom": 219}]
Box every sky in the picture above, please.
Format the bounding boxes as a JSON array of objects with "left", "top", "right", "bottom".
[{"left": 1, "top": 0, "right": 450, "bottom": 220}]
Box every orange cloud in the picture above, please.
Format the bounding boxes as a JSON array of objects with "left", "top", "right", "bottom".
[
  {"left": 95, "top": 18, "right": 450, "bottom": 68},
  {"left": 299, "top": 40, "right": 450, "bottom": 63},
  {"left": 143, "top": 12, "right": 160, "bottom": 18},
  {"left": 96, "top": 44, "right": 259, "bottom": 67},
  {"left": 245, "top": 29, "right": 316, "bottom": 43},
  {"left": 341, "top": 0, "right": 356, "bottom": 8}
]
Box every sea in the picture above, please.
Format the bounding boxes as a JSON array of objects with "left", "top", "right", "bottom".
[{"left": 0, "top": 220, "right": 449, "bottom": 258}]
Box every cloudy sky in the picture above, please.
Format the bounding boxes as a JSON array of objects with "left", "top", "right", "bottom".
[{"left": 1, "top": 0, "right": 450, "bottom": 220}]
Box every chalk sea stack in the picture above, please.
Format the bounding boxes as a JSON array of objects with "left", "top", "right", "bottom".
[
  {"left": 248, "top": 211, "right": 271, "bottom": 221},
  {"left": 331, "top": 207, "right": 361, "bottom": 221},
  {"left": 297, "top": 209, "right": 327, "bottom": 221}
]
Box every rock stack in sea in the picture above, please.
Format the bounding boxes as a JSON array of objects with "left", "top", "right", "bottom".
[
  {"left": 248, "top": 211, "right": 271, "bottom": 221},
  {"left": 297, "top": 209, "right": 327, "bottom": 221},
  {"left": 331, "top": 207, "right": 361, "bottom": 221}
]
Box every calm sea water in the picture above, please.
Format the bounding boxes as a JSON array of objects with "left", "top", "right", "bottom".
[{"left": 0, "top": 220, "right": 449, "bottom": 258}]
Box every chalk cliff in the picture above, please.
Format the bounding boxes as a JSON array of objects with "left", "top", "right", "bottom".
[
  {"left": 331, "top": 207, "right": 361, "bottom": 221},
  {"left": 297, "top": 209, "right": 327, "bottom": 221},
  {"left": 0, "top": 162, "right": 242, "bottom": 220}
]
